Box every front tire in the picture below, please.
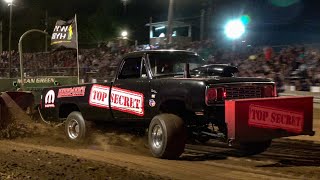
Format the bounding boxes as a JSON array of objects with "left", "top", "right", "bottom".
[
  {"left": 148, "top": 113, "right": 186, "bottom": 159},
  {"left": 65, "top": 111, "right": 87, "bottom": 142}
]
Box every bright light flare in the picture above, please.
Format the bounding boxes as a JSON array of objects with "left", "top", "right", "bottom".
[
  {"left": 224, "top": 19, "right": 245, "bottom": 39},
  {"left": 121, "top": 0, "right": 129, "bottom": 4},
  {"left": 121, "top": 31, "right": 128, "bottom": 37},
  {"left": 4, "top": 0, "right": 13, "bottom": 4}
]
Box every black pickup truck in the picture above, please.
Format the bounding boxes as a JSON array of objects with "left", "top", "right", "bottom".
[{"left": 40, "top": 50, "right": 278, "bottom": 159}]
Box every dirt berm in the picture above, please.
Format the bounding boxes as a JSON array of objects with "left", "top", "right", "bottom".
[{"left": 0, "top": 92, "right": 41, "bottom": 139}]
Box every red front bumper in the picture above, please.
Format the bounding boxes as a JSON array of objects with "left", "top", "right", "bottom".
[{"left": 225, "top": 96, "right": 315, "bottom": 143}]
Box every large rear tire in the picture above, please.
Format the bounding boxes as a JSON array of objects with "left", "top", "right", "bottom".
[
  {"left": 65, "top": 111, "right": 87, "bottom": 142},
  {"left": 148, "top": 113, "right": 186, "bottom": 159}
]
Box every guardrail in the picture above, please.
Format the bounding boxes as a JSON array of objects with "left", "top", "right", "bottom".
[
  {"left": 284, "top": 85, "right": 320, "bottom": 93},
  {"left": 279, "top": 91, "right": 320, "bottom": 104}
]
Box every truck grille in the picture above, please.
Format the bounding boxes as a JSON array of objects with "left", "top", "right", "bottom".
[{"left": 225, "top": 86, "right": 262, "bottom": 99}]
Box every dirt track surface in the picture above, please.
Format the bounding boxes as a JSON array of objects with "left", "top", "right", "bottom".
[
  {"left": 0, "top": 93, "right": 319, "bottom": 180},
  {"left": 0, "top": 123, "right": 319, "bottom": 179},
  {"left": 0, "top": 141, "right": 163, "bottom": 180},
  {"left": 0, "top": 127, "right": 318, "bottom": 180}
]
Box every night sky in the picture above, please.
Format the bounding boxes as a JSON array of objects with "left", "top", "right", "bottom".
[{"left": 0, "top": 0, "right": 320, "bottom": 51}]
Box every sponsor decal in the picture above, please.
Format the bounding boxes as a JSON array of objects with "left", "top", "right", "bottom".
[
  {"left": 58, "top": 86, "right": 86, "bottom": 98},
  {"left": 149, "top": 99, "right": 156, "bottom": 107},
  {"left": 248, "top": 105, "right": 304, "bottom": 133},
  {"left": 45, "top": 90, "right": 56, "bottom": 108},
  {"left": 111, "top": 87, "right": 144, "bottom": 116},
  {"left": 89, "top": 85, "right": 144, "bottom": 116},
  {"left": 89, "top": 85, "right": 110, "bottom": 108},
  {"left": 17, "top": 78, "right": 55, "bottom": 84}
]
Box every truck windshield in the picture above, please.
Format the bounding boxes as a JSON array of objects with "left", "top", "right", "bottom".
[{"left": 148, "top": 52, "right": 205, "bottom": 77}]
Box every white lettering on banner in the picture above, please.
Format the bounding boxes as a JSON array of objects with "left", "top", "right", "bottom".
[
  {"left": 53, "top": 26, "right": 59, "bottom": 32},
  {"left": 52, "top": 33, "right": 67, "bottom": 40},
  {"left": 45, "top": 90, "right": 55, "bottom": 108},
  {"left": 60, "top": 26, "right": 69, "bottom": 32},
  {"left": 53, "top": 26, "right": 69, "bottom": 32},
  {"left": 89, "top": 85, "right": 144, "bottom": 116},
  {"left": 89, "top": 85, "right": 110, "bottom": 108},
  {"left": 60, "top": 33, "right": 67, "bottom": 39},
  {"left": 52, "top": 33, "right": 58, "bottom": 39},
  {"left": 17, "top": 78, "right": 55, "bottom": 84}
]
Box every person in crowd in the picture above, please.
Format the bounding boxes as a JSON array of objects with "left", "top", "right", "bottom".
[{"left": 0, "top": 41, "right": 319, "bottom": 91}]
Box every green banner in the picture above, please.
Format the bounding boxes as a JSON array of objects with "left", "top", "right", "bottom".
[
  {"left": 0, "top": 76, "right": 78, "bottom": 92},
  {"left": 0, "top": 76, "right": 78, "bottom": 105}
]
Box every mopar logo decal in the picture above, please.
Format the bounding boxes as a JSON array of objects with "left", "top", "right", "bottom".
[{"left": 45, "top": 90, "right": 56, "bottom": 108}]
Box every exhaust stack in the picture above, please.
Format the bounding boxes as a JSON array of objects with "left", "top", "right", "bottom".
[{"left": 184, "top": 63, "right": 191, "bottom": 78}]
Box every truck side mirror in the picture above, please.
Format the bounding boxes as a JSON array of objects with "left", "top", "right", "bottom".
[{"left": 184, "top": 63, "right": 191, "bottom": 78}]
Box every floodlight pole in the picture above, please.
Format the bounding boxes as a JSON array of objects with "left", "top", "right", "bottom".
[
  {"left": 121, "top": 0, "right": 128, "bottom": 15},
  {"left": 200, "top": 9, "right": 205, "bottom": 41},
  {"left": 167, "top": 0, "right": 174, "bottom": 45},
  {"left": 18, "top": 29, "right": 48, "bottom": 91},
  {"left": 0, "top": 21, "right": 2, "bottom": 53},
  {"left": 8, "top": 3, "right": 13, "bottom": 78},
  {"left": 44, "top": 10, "right": 48, "bottom": 52}
]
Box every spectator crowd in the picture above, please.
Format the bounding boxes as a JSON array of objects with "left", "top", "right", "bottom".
[{"left": 0, "top": 40, "right": 320, "bottom": 91}]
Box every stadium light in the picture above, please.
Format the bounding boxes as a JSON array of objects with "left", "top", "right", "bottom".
[
  {"left": 121, "top": 30, "right": 128, "bottom": 39},
  {"left": 121, "top": 30, "right": 129, "bottom": 39},
  {"left": 224, "top": 19, "right": 245, "bottom": 40}
]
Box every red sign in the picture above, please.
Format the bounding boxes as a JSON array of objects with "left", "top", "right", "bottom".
[
  {"left": 89, "top": 85, "right": 110, "bottom": 108},
  {"left": 58, "top": 86, "right": 86, "bottom": 98},
  {"left": 110, "top": 87, "right": 144, "bottom": 116},
  {"left": 89, "top": 85, "right": 144, "bottom": 116},
  {"left": 248, "top": 105, "right": 304, "bottom": 133}
]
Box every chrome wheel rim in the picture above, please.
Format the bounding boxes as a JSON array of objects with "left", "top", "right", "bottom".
[
  {"left": 152, "top": 124, "right": 163, "bottom": 149},
  {"left": 68, "top": 119, "right": 80, "bottom": 139}
]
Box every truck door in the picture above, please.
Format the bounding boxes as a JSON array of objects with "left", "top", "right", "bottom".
[{"left": 111, "top": 56, "right": 151, "bottom": 121}]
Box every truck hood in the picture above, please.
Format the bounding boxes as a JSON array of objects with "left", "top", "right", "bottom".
[
  {"left": 157, "top": 76, "right": 273, "bottom": 84},
  {"left": 202, "top": 77, "right": 273, "bottom": 84}
]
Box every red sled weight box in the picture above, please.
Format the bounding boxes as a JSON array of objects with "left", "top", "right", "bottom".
[{"left": 225, "top": 96, "right": 315, "bottom": 143}]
